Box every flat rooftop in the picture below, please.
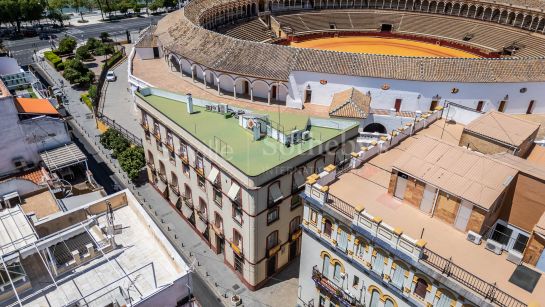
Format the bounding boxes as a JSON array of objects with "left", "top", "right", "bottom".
[
  {"left": 20, "top": 189, "right": 60, "bottom": 220},
  {"left": 0, "top": 206, "right": 37, "bottom": 255},
  {"left": 3, "top": 190, "right": 190, "bottom": 307},
  {"left": 137, "top": 91, "right": 357, "bottom": 176},
  {"left": 327, "top": 135, "right": 545, "bottom": 304},
  {"left": 464, "top": 111, "right": 540, "bottom": 147}
]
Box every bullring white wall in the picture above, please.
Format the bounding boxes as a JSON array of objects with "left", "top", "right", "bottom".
[{"left": 289, "top": 71, "right": 545, "bottom": 120}]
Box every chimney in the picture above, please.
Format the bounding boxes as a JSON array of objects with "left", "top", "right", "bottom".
[{"left": 187, "top": 93, "right": 193, "bottom": 114}]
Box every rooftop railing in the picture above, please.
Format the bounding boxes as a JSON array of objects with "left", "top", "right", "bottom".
[{"left": 421, "top": 248, "right": 526, "bottom": 307}]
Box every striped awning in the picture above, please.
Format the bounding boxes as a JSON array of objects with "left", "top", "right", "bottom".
[{"left": 39, "top": 143, "right": 87, "bottom": 172}]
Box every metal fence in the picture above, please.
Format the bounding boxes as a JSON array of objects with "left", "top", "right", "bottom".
[
  {"left": 421, "top": 248, "right": 526, "bottom": 307},
  {"left": 327, "top": 194, "right": 356, "bottom": 219},
  {"left": 98, "top": 112, "right": 143, "bottom": 147}
]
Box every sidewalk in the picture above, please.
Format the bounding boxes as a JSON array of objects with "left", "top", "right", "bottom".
[{"left": 39, "top": 55, "right": 299, "bottom": 307}]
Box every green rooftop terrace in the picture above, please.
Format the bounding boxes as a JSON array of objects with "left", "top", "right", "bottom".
[{"left": 137, "top": 90, "right": 358, "bottom": 177}]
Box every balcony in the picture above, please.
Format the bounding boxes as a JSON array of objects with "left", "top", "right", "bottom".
[
  {"left": 153, "top": 131, "right": 161, "bottom": 142},
  {"left": 140, "top": 121, "right": 149, "bottom": 131},
  {"left": 211, "top": 221, "right": 224, "bottom": 237},
  {"left": 197, "top": 210, "right": 208, "bottom": 223},
  {"left": 165, "top": 141, "right": 175, "bottom": 153},
  {"left": 146, "top": 162, "right": 156, "bottom": 172},
  {"left": 169, "top": 184, "right": 180, "bottom": 196},
  {"left": 267, "top": 243, "right": 281, "bottom": 257},
  {"left": 158, "top": 173, "right": 167, "bottom": 183},
  {"left": 230, "top": 240, "right": 243, "bottom": 256},
  {"left": 183, "top": 196, "right": 193, "bottom": 209},
  {"left": 312, "top": 266, "right": 363, "bottom": 307}
]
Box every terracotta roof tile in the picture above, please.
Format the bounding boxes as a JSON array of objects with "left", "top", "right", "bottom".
[{"left": 15, "top": 98, "right": 59, "bottom": 115}]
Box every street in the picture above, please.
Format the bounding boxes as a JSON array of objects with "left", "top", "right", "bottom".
[{"left": 4, "top": 15, "right": 163, "bottom": 66}]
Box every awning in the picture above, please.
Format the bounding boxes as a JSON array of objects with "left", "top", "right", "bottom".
[
  {"left": 40, "top": 143, "right": 87, "bottom": 172},
  {"left": 207, "top": 167, "right": 220, "bottom": 182},
  {"left": 156, "top": 180, "right": 168, "bottom": 195},
  {"left": 269, "top": 183, "right": 283, "bottom": 203},
  {"left": 196, "top": 218, "right": 208, "bottom": 233},
  {"left": 181, "top": 204, "right": 193, "bottom": 218},
  {"left": 293, "top": 171, "right": 305, "bottom": 189},
  {"left": 227, "top": 182, "right": 241, "bottom": 201}
]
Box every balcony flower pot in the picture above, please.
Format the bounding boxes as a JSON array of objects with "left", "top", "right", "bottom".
[{"left": 231, "top": 295, "right": 242, "bottom": 306}]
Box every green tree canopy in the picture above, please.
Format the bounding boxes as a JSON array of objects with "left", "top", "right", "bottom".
[{"left": 57, "top": 36, "right": 77, "bottom": 54}]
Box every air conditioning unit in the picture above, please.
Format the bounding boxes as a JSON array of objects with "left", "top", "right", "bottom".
[
  {"left": 302, "top": 130, "right": 311, "bottom": 141},
  {"left": 507, "top": 250, "right": 523, "bottom": 265},
  {"left": 485, "top": 239, "right": 503, "bottom": 255},
  {"left": 466, "top": 231, "right": 482, "bottom": 245},
  {"left": 12, "top": 158, "right": 27, "bottom": 170}
]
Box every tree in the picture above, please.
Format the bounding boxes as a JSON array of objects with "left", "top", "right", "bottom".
[
  {"left": 57, "top": 36, "right": 77, "bottom": 54},
  {"left": 100, "top": 31, "right": 110, "bottom": 42},
  {"left": 75, "top": 45, "right": 92, "bottom": 60},
  {"left": 118, "top": 146, "right": 145, "bottom": 181},
  {"left": 162, "top": 0, "right": 177, "bottom": 9},
  {"left": 148, "top": 0, "right": 159, "bottom": 12},
  {"left": 86, "top": 37, "right": 102, "bottom": 50},
  {"left": 88, "top": 84, "right": 98, "bottom": 101},
  {"left": 63, "top": 58, "right": 95, "bottom": 85},
  {"left": 0, "top": 0, "right": 45, "bottom": 32}
]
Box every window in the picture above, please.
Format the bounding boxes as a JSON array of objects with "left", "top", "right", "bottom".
[
  {"left": 214, "top": 212, "right": 223, "bottom": 232},
  {"left": 369, "top": 290, "right": 380, "bottom": 307},
  {"left": 166, "top": 130, "right": 174, "bottom": 150},
  {"left": 290, "top": 216, "right": 301, "bottom": 235},
  {"left": 292, "top": 168, "right": 305, "bottom": 192},
  {"left": 318, "top": 295, "right": 326, "bottom": 307},
  {"left": 414, "top": 277, "right": 429, "bottom": 299},
  {"left": 334, "top": 148, "right": 346, "bottom": 165},
  {"left": 153, "top": 122, "right": 161, "bottom": 139},
  {"left": 268, "top": 181, "right": 283, "bottom": 206},
  {"left": 352, "top": 275, "right": 359, "bottom": 288},
  {"left": 337, "top": 228, "right": 349, "bottom": 251},
  {"left": 214, "top": 186, "right": 222, "bottom": 206},
  {"left": 159, "top": 161, "right": 166, "bottom": 177},
  {"left": 199, "top": 198, "right": 207, "bottom": 216},
  {"left": 513, "top": 233, "right": 529, "bottom": 253},
  {"left": 391, "top": 263, "right": 407, "bottom": 289},
  {"left": 178, "top": 139, "right": 188, "bottom": 161},
  {"left": 196, "top": 152, "right": 204, "bottom": 173},
  {"left": 314, "top": 156, "right": 326, "bottom": 173},
  {"left": 384, "top": 298, "right": 395, "bottom": 307},
  {"left": 527, "top": 100, "right": 535, "bottom": 114},
  {"left": 355, "top": 238, "right": 367, "bottom": 258},
  {"left": 324, "top": 219, "right": 333, "bottom": 237},
  {"left": 476, "top": 100, "right": 484, "bottom": 112},
  {"left": 267, "top": 208, "right": 279, "bottom": 225},
  {"left": 290, "top": 194, "right": 301, "bottom": 210},
  {"left": 436, "top": 291, "right": 454, "bottom": 307},
  {"left": 198, "top": 175, "right": 206, "bottom": 191},
  {"left": 266, "top": 231, "right": 278, "bottom": 250},
  {"left": 182, "top": 163, "right": 190, "bottom": 178},
  {"left": 372, "top": 250, "right": 386, "bottom": 275},
  {"left": 156, "top": 139, "right": 163, "bottom": 153},
  {"left": 333, "top": 263, "right": 342, "bottom": 281},
  {"left": 232, "top": 203, "right": 243, "bottom": 225},
  {"left": 322, "top": 255, "right": 330, "bottom": 277},
  {"left": 169, "top": 150, "right": 176, "bottom": 165},
  {"left": 233, "top": 229, "right": 243, "bottom": 249},
  {"left": 170, "top": 172, "right": 179, "bottom": 194},
  {"left": 145, "top": 130, "right": 151, "bottom": 142},
  {"left": 310, "top": 209, "right": 318, "bottom": 225}
]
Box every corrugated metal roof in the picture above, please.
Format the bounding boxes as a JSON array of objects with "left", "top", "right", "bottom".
[{"left": 39, "top": 143, "right": 87, "bottom": 172}]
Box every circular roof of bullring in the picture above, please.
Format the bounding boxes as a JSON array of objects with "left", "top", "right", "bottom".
[{"left": 153, "top": 1, "right": 545, "bottom": 83}]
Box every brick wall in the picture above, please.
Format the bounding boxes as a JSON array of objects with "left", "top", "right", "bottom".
[
  {"left": 466, "top": 206, "right": 486, "bottom": 233},
  {"left": 388, "top": 170, "right": 397, "bottom": 195}
]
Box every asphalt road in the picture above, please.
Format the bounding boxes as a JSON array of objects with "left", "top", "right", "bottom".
[{"left": 5, "top": 15, "right": 163, "bottom": 66}]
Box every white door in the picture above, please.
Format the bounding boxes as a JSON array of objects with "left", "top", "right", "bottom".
[
  {"left": 420, "top": 184, "right": 436, "bottom": 214},
  {"left": 394, "top": 173, "right": 408, "bottom": 199},
  {"left": 454, "top": 200, "right": 473, "bottom": 231}
]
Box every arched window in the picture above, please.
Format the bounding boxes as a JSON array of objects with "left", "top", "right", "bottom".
[
  {"left": 322, "top": 255, "right": 330, "bottom": 277},
  {"left": 369, "top": 290, "right": 380, "bottom": 307},
  {"left": 384, "top": 298, "right": 396, "bottom": 307},
  {"left": 414, "top": 277, "right": 429, "bottom": 299},
  {"left": 333, "top": 262, "right": 342, "bottom": 281},
  {"left": 391, "top": 263, "right": 407, "bottom": 289},
  {"left": 324, "top": 219, "right": 333, "bottom": 237}
]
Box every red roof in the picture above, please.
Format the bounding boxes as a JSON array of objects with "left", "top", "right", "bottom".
[{"left": 15, "top": 98, "right": 59, "bottom": 115}]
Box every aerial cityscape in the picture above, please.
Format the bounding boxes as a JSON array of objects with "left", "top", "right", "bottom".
[{"left": 1, "top": 0, "right": 545, "bottom": 306}]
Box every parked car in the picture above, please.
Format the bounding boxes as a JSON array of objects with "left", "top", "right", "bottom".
[{"left": 106, "top": 71, "right": 117, "bottom": 82}]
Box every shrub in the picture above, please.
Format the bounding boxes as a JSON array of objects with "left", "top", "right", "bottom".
[
  {"left": 100, "top": 32, "right": 111, "bottom": 42},
  {"left": 106, "top": 51, "right": 123, "bottom": 67},
  {"left": 75, "top": 45, "right": 92, "bottom": 60},
  {"left": 44, "top": 51, "right": 62, "bottom": 67},
  {"left": 57, "top": 36, "right": 77, "bottom": 54},
  {"left": 63, "top": 58, "right": 95, "bottom": 85},
  {"left": 99, "top": 129, "right": 130, "bottom": 157},
  {"left": 88, "top": 85, "right": 98, "bottom": 102},
  {"left": 118, "top": 146, "right": 145, "bottom": 181},
  {"left": 81, "top": 93, "right": 93, "bottom": 110},
  {"left": 56, "top": 62, "right": 65, "bottom": 70}
]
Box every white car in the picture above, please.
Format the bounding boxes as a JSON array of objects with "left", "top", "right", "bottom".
[{"left": 106, "top": 71, "right": 117, "bottom": 82}]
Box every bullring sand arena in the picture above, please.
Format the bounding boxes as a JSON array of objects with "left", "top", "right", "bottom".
[{"left": 290, "top": 37, "right": 480, "bottom": 58}]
